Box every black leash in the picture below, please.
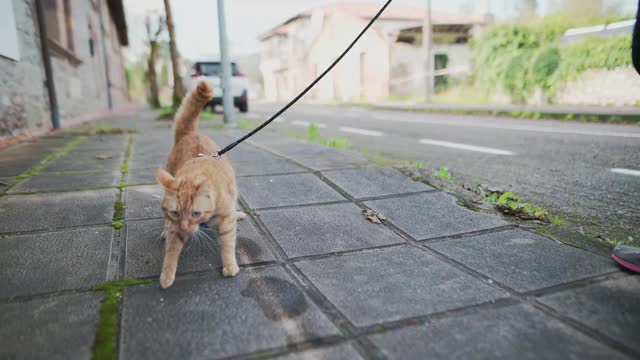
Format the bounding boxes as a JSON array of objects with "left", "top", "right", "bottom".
[{"left": 215, "top": 0, "right": 393, "bottom": 156}]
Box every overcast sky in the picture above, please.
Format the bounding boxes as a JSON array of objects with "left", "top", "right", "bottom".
[{"left": 123, "top": 0, "right": 636, "bottom": 62}]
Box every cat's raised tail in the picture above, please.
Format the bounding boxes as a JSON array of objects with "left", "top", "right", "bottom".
[{"left": 173, "top": 79, "right": 214, "bottom": 144}]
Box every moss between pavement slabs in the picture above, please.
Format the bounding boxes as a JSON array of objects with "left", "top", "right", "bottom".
[
  {"left": 91, "top": 278, "right": 152, "bottom": 360},
  {"left": 12, "top": 136, "right": 87, "bottom": 184},
  {"left": 111, "top": 135, "right": 134, "bottom": 229}
]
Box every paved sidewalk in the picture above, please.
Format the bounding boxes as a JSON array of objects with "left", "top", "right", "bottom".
[{"left": 0, "top": 109, "right": 638, "bottom": 360}]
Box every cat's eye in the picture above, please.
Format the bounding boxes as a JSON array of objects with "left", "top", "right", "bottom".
[
  {"left": 191, "top": 211, "right": 202, "bottom": 217},
  {"left": 170, "top": 210, "right": 179, "bottom": 217}
]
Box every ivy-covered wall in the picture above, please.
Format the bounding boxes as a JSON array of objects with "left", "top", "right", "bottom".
[{"left": 471, "top": 14, "right": 634, "bottom": 105}]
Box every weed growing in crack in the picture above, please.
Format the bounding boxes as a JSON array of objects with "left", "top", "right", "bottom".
[
  {"left": 435, "top": 166, "right": 453, "bottom": 180},
  {"left": 550, "top": 216, "right": 562, "bottom": 226},
  {"left": 304, "top": 124, "right": 350, "bottom": 149},
  {"left": 601, "top": 236, "right": 634, "bottom": 247},
  {"left": 487, "top": 191, "right": 547, "bottom": 220}
]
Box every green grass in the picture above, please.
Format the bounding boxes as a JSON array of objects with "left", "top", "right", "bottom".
[
  {"left": 487, "top": 191, "right": 548, "bottom": 220},
  {"left": 91, "top": 278, "right": 152, "bottom": 360},
  {"left": 306, "top": 124, "right": 350, "bottom": 149},
  {"left": 157, "top": 106, "right": 175, "bottom": 118},
  {"left": 435, "top": 166, "right": 453, "bottom": 180},
  {"left": 66, "top": 122, "right": 139, "bottom": 136},
  {"left": 550, "top": 216, "right": 562, "bottom": 226},
  {"left": 431, "top": 85, "right": 489, "bottom": 105},
  {"left": 236, "top": 119, "right": 255, "bottom": 129}
]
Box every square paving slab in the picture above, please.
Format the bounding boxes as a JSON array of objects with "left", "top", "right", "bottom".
[
  {"left": 296, "top": 246, "right": 508, "bottom": 327},
  {"left": 369, "top": 303, "right": 627, "bottom": 360},
  {"left": 9, "top": 171, "right": 120, "bottom": 193},
  {"left": 0, "top": 292, "right": 102, "bottom": 360},
  {"left": 125, "top": 218, "right": 275, "bottom": 278},
  {"left": 259, "top": 203, "right": 404, "bottom": 258},
  {"left": 0, "top": 177, "right": 15, "bottom": 194},
  {"left": 0, "top": 189, "right": 117, "bottom": 233},
  {"left": 272, "top": 343, "right": 364, "bottom": 360},
  {"left": 429, "top": 229, "right": 616, "bottom": 292},
  {"left": 261, "top": 143, "right": 367, "bottom": 171},
  {"left": 41, "top": 156, "right": 123, "bottom": 172},
  {"left": 365, "top": 193, "right": 508, "bottom": 240},
  {"left": 0, "top": 157, "right": 44, "bottom": 177},
  {"left": 73, "top": 135, "right": 128, "bottom": 150},
  {"left": 321, "top": 167, "right": 433, "bottom": 199},
  {"left": 125, "top": 185, "right": 164, "bottom": 220},
  {"left": 127, "top": 167, "right": 157, "bottom": 185},
  {"left": 234, "top": 159, "right": 307, "bottom": 177},
  {"left": 0, "top": 226, "right": 112, "bottom": 298},
  {"left": 538, "top": 276, "right": 640, "bottom": 353},
  {"left": 238, "top": 173, "right": 345, "bottom": 209},
  {"left": 120, "top": 267, "right": 339, "bottom": 359},
  {"left": 225, "top": 144, "right": 285, "bottom": 163},
  {"left": 128, "top": 153, "right": 166, "bottom": 170}
]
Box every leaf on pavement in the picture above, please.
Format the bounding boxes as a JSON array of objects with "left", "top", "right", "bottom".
[
  {"left": 362, "top": 209, "right": 385, "bottom": 224},
  {"left": 96, "top": 153, "right": 113, "bottom": 160}
]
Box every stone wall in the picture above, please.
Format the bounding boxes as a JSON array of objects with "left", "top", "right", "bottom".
[
  {"left": 0, "top": 0, "right": 128, "bottom": 137},
  {"left": 0, "top": 0, "right": 49, "bottom": 136},
  {"left": 554, "top": 66, "right": 640, "bottom": 107}
]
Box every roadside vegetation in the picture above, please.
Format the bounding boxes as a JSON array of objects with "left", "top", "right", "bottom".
[{"left": 472, "top": 14, "right": 631, "bottom": 105}]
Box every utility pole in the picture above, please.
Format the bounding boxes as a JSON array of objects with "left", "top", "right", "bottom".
[
  {"left": 217, "top": 0, "right": 234, "bottom": 125},
  {"left": 34, "top": 0, "right": 60, "bottom": 129},
  {"left": 422, "top": 0, "right": 433, "bottom": 104}
]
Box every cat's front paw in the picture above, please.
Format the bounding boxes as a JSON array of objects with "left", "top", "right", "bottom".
[
  {"left": 160, "top": 272, "right": 175, "bottom": 288},
  {"left": 222, "top": 263, "right": 240, "bottom": 277}
]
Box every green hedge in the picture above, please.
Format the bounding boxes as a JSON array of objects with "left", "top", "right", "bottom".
[{"left": 472, "top": 14, "right": 632, "bottom": 103}]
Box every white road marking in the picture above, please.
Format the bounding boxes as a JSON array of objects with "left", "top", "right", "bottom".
[
  {"left": 291, "top": 120, "right": 327, "bottom": 128},
  {"left": 611, "top": 168, "right": 640, "bottom": 176},
  {"left": 419, "top": 139, "right": 514, "bottom": 155},
  {"left": 247, "top": 113, "right": 260, "bottom": 119},
  {"left": 339, "top": 127, "right": 384, "bottom": 137},
  {"left": 372, "top": 114, "right": 640, "bottom": 138}
]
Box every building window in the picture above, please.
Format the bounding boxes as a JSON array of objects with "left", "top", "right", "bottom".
[
  {"left": 44, "top": 0, "right": 74, "bottom": 51},
  {"left": 63, "top": 0, "right": 74, "bottom": 51}
]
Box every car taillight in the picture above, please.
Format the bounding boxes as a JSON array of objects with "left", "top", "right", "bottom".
[
  {"left": 191, "top": 71, "right": 203, "bottom": 78},
  {"left": 234, "top": 71, "right": 245, "bottom": 77}
]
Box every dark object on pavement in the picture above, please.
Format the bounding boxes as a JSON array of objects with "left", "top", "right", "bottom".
[
  {"left": 612, "top": 244, "right": 640, "bottom": 273},
  {"left": 634, "top": 1, "right": 640, "bottom": 75}
]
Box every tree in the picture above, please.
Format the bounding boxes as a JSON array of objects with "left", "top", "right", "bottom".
[
  {"left": 163, "top": 0, "right": 185, "bottom": 109},
  {"left": 145, "top": 14, "right": 164, "bottom": 108}
]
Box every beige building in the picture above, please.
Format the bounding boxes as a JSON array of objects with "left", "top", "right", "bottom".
[{"left": 258, "top": 2, "right": 485, "bottom": 102}]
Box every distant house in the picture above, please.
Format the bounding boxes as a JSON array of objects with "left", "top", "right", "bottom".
[
  {"left": 0, "top": 0, "right": 129, "bottom": 137},
  {"left": 258, "top": 2, "right": 485, "bottom": 102}
]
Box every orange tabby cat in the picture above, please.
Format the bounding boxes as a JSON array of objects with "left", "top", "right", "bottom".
[{"left": 156, "top": 79, "right": 245, "bottom": 288}]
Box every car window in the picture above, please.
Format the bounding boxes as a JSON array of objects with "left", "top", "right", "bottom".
[{"left": 197, "top": 62, "right": 240, "bottom": 76}]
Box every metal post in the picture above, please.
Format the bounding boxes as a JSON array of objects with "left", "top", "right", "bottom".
[
  {"left": 422, "top": 0, "right": 432, "bottom": 104},
  {"left": 34, "top": 0, "right": 60, "bottom": 129},
  {"left": 217, "top": 0, "right": 233, "bottom": 125},
  {"left": 98, "top": 0, "right": 113, "bottom": 109}
]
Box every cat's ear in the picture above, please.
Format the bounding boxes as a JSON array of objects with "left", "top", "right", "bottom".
[{"left": 156, "top": 168, "right": 177, "bottom": 192}]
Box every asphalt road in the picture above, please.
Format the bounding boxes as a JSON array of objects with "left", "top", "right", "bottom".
[{"left": 248, "top": 103, "right": 640, "bottom": 241}]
